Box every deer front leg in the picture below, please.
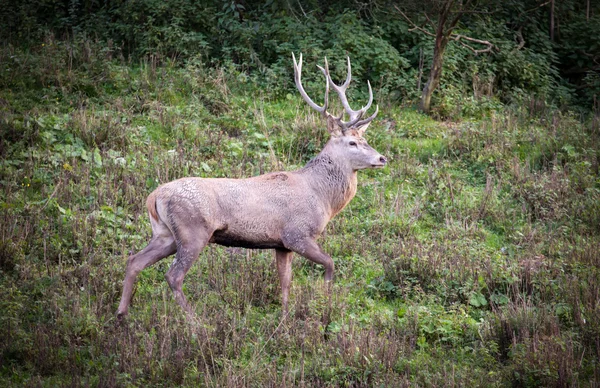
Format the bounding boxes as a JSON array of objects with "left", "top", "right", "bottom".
[
  {"left": 285, "top": 238, "right": 334, "bottom": 282},
  {"left": 287, "top": 238, "right": 334, "bottom": 327},
  {"left": 275, "top": 249, "right": 293, "bottom": 314}
]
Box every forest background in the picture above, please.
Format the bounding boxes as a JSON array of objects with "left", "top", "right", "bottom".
[{"left": 1, "top": 0, "right": 599, "bottom": 386}]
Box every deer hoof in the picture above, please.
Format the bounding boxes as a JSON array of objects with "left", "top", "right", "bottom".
[{"left": 116, "top": 310, "right": 128, "bottom": 322}]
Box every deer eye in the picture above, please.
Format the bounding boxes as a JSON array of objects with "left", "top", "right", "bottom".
[{"left": 349, "top": 141, "right": 357, "bottom": 146}]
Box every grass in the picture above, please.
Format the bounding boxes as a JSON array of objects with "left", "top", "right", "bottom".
[{"left": 1, "top": 36, "right": 599, "bottom": 386}]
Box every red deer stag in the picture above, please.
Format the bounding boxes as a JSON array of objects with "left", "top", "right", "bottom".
[{"left": 116, "top": 54, "right": 387, "bottom": 318}]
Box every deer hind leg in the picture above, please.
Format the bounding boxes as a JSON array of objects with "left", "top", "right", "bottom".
[
  {"left": 164, "top": 233, "right": 209, "bottom": 315},
  {"left": 275, "top": 249, "right": 293, "bottom": 315},
  {"left": 117, "top": 235, "right": 176, "bottom": 318}
]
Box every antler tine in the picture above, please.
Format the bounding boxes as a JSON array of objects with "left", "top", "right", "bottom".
[
  {"left": 337, "top": 104, "right": 378, "bottom": 129},
  {"left": 292, "top": 52, "right": 329, "bottom": 115},
  {"left": 320, "top": 56, "right": 377, "bottom": 124},
  {"left": 363, "top": 80, "right": 374, "bottom": 113},
  {"left": 354, "top": 104, "right": 379, "bottom": 128},
  {"left": 295, "top": 54, "right": 378, "bottom": 133},
  {"left": 341, "top": 56, "right": 352, "bottom": 89}
]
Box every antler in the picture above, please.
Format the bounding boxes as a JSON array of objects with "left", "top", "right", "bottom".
[
  {"left": 292, "top": 53, "right": 378, "bottom": 133},
  {"left": 317, "top": 57, "right": 374, "bottom": 126},
  {"left": 292, "top": 53, "right": 329, "bottom": 115}
]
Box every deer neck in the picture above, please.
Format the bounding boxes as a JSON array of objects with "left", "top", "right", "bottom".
[{"left": 299, "top": 150, "right": 358, "bottom": 217}]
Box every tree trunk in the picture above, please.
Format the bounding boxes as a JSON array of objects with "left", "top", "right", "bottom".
[
  {"left": 420, "top": 42, "right": 447, "bottom": 113},
  {"left": 412, "top": 0, "right": 464, "bottom": 114},
  {"left": 419, "top": 7, "right": 451, "bottom": 114},
  {"left": 587, "top": 0, "right": 590, "bottom": 21},
  {"left": 550, "top": 0, "right": 555, "bottom": 41}
]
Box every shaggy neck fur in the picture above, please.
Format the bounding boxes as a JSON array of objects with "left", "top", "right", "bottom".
[{"left": 299, "top": 144, "right": 358, "bottom": 217}]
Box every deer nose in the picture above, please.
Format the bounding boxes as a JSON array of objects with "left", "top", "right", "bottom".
[{"left": 379, "top": 156, "right": 387, "bottom": 164}]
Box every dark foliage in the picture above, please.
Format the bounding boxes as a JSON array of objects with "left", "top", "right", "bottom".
[{"left": 1, "top": 0, "right": 599, "bottom": 110}]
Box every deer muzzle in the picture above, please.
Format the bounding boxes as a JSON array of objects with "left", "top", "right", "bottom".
[{"left": 371, "top": 155, "right": 387, "bottom": 168}]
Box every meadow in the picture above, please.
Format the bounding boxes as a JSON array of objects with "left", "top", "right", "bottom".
[{"left": 1, "top": 36, "right": 599, "bottom": 386}]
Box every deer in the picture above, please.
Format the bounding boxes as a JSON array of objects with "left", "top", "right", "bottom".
[{"left": 116, "top": 53, "right": 387, "bottom": 319}]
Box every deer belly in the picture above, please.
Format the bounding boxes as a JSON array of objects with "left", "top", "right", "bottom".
[{"left": 209, "top": 229, "right": 285, "bottom": 249}]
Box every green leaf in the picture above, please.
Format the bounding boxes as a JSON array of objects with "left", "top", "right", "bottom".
[
  {"left": 57, "top": 204, "right": 67, "bottom": 214},
  {"left": 397, "top": 306, "right": 407, "bottom": 318},
  {"left": 469, "top": 292, "right": 488, "bottom": 307},
  {"left": 201, "top": 162, "right": 212, "bottom": 172},
  {"left": 490, "top": 293, "right": 509, "bottom": 305},
  {"left": 327, "top": 321, "right": 341, "bottom": 333},
  {"left": 93, "top": 148, "right": 103, "bottom": 167}
]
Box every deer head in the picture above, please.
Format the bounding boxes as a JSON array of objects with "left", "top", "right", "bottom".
[{"left": 292, "top": 53, "right": 386, "bottom": 171}]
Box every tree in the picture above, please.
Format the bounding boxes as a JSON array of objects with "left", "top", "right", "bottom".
[{"left": 396, "top": 0, "right": 494, "bottom": 113}]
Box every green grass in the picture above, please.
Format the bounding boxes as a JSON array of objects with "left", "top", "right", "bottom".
[{"left": 1, "top": 37, "right": 599, "bottom": 386}]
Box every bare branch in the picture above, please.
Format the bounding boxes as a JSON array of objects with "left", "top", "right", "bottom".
[
  {"left": 423, "top": 12, "right": 437, "bottom": 31},
  {"left": 296, "top": 0, "right": 307, "bottom": 18},
  {"left": 454, "top": 10, "right": 496, "bottom": 15},
  {"left": 445, "top": 3, "right": 465, "bottom": 36},
  {"left": 517, "top": 1, "right": 551, "bottom": 18},
  {"left": 515, "top": 27, "right": 525, "bottom": 51},
  {"left": 395, "top": 6, "right": 436, "bottom": 37},
  {"left": 577, "top": 50, "right": 600, "bottom": 65},
  {"left": 395, "top": 5, "right": 496, "bottom": 55},
  {"left": 408, "top": 25, "right": 436, "bottom": 37},
  {"left": 453, "top": 34, "right": 496, "bottom": 53},
  {"left": 454, "top": 38, "right": 493, "bottom": 54}
]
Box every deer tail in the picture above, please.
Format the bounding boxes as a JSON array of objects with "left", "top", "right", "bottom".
[{"left": 146, "top": 190, "right": 159, "bottom": 222}]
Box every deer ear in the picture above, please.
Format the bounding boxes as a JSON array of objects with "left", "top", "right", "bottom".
[
  {"left": 326, "top": 115, "right": 344, "bottom": 137},
  {"left": 355, "top": 122, "right": 371, "bottom": 137}
]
